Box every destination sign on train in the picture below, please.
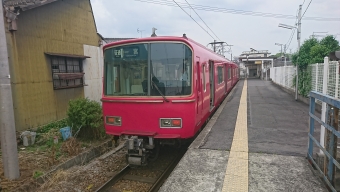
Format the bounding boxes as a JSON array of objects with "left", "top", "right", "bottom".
[{"left": 114, "top": 47, "right": 139, "bottom": 58}]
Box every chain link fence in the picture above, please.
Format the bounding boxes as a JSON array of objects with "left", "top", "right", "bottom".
[
  {"left": 270, "top": 66, "right": 296, "bottom": 91},
  {"left": 271, "top": 61, "right": 339, "bottom": 99}
]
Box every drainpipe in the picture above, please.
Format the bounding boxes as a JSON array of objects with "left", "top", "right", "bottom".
[{"left": 0, "top": 1, "right": 20, "bottom": 179}]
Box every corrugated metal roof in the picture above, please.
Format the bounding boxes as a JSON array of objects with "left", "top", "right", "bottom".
[
  {"left": 45, "top": 52, "right": 91, "bottom": 59},
  {"left": 104, "top": 38, "right": 136, "bottom": 43},
  {"left": 4, "top": 0, "right": 58, "bottom": 10}
]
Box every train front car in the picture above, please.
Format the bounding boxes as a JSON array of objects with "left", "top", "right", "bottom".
[{"left": 102, "top": 37, "right": 196, "bottom": 165}]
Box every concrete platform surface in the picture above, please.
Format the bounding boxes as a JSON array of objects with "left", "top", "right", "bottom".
[{"left": 159, "top": 79, "right": 327, "bottom": 192}]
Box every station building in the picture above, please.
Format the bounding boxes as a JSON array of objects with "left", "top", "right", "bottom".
[{"left": 238, "top": 49, "right": 275, "bottom": 79}]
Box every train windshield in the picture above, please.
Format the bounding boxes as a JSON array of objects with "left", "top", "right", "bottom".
[{"left": 104, "top": 42, "right": 192, "bottom": 97}]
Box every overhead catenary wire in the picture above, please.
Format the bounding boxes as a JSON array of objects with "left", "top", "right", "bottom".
[
  {"left": 133, "top": 0, "right": 339, "bottom": 21},
  {"left": 184, "top": 0, "right": 221, "bottom": 41},
  {"left": 285, "top": 1, "right": 312, "bottom": 53},
  {"left": 285, "top": 29, "right": 296, "bottom": 52},
  {"left": 171, "top": 0, "right": 215, "bottom": 40},
  {"left": 182, "top": 0, "right": 231, "bottom": 56},
  {"left": 284, "top": 8, "right": 299, "bottom": 53},
  {"left": 302, "top": 0, "right": 313, "bottom": 18}
]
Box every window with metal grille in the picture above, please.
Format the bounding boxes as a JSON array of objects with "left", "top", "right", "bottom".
[{"left": 50, "top": 56, "right": 85, "bottom": 89}]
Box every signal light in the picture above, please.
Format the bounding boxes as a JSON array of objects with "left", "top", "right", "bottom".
[
  {"left": 106, "top": 116, "right": 121, "bottom": 126},
  {"left": 172, "top": 119, "right": 181, "bottom": 127},
  {"left": 106, "top": 117, "right": 115, "bottom": 124},
  {"left": 160, "top": 118, "right": 182, "bottom": 128}
]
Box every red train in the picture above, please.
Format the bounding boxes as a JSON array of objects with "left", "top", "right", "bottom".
[{"left": 102, "top": 35, "right": 239, "bottom": 165}]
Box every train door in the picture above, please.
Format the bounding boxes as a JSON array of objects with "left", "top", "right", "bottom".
[
  {"left": 196, "top": 58, "right": 202, "bottom": 121},
  {"left": 209, "top": 60, "right": 214, "bottom": 110}
]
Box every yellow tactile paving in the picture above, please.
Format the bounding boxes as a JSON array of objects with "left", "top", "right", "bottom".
[
  {"left": 228, "top": 151, "right": 248, "bottom": 160},
  {"left": 222, "top": 80, "right": 248, "bottom": 192}
]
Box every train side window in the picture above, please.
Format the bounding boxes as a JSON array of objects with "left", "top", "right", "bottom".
[
  {"left": 203, "top": 65, "right": 206, "bottom": 92},
  {"left": 228, "top": 68, "right": 231, "bottom": 79},
  {"left": 217, "top": 66, "right": 223, "bottom": 84}
]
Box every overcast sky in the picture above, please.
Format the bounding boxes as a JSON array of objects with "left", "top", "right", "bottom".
[{"left": 90, "top": 0, "right": 340, "bottom": 58}]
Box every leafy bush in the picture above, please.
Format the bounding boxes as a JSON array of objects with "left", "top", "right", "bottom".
[
  {"left": 36, "top": 119, "right": 68, "bottom": 134},
  {"left": 35, "top": 119, "right": 67, "bottom": 145},
  {"left": 67, "top": 98, "right": 104, "bottom": 139}
]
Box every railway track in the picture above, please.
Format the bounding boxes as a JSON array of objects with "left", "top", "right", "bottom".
[{"left": 95, "top": 146, "right": 187, "bottom": 192}]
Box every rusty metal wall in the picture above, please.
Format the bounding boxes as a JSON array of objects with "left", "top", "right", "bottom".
[{"left": 6, "top": 0, "right": 100, "bottom": 130}]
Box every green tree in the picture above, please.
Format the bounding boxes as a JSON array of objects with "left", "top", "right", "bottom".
[
  {"left": 292, "top": 35, "right": 339, "bottom": 68},
  {"left": 291, "top": 35, "right": 339, "bottom": 97},
  {"left": 292, "top": 37, "right": 319, "bottom": 69},
  {"left": 320, "top": 35, "right": 340, "bottom": 53},
  {"left": 310, "top": 44, "right": 329, "bottom": 63}
]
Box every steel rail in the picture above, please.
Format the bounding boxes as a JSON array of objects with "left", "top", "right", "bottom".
[
  {"left": 95, "top": 165, "right": 130, "bottom": 192},
  {"left": 95, "top": 148, "right": 186, "bottom": 192},
  {"left": 148, "top": 148, "right": 186, "bottom": 192}
]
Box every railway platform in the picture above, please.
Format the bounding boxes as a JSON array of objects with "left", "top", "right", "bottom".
[{"left": 159, "top": 79, "right": 328, "bottom": 192}]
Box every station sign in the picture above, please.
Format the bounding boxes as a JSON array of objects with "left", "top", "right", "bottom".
[{"left": 255, "top": 60, "right": 262, "bottom": 64}]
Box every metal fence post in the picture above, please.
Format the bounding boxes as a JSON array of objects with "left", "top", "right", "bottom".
[
  {"left": 335, "top": 62, "right": 339, "bottom": 98},
  {"left": 308, "top": 96, "right": 316, "bottom": 157},
  {"left": 315, "top": 64, "right": 318, "bottom": 92},
  {"left": 320, "top": 57, "right": 329, "bottom": 153}
]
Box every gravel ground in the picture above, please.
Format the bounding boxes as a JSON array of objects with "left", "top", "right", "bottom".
[
  {"left": 113, "top": 180, "right": 152, "bottom": 192},
  {"left": 108, "top": 146, "right": 183, "bottom": 192},
  {"left": 3, "top": 142, "right": 186, "bottom": 192},
  {"left": 35, "top": 148, "right": 128, "bottom": 192},
  {"left": 0, "top": 140, "right": 102, "bottom": 192}
]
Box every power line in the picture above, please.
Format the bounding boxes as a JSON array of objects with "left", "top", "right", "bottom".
[
  {"left": 133, "top": 0, "right": 340, "bottom": 21},
  {"left": 171, "top": 0, "right": 215, "bottom": 40},
  {"left": 302, "top": 0, "right": 313, "bottom": 18},
  {"left": 184, "top": 0, "right": 221, "bottom": 41},
  {"left": 285, "top": 8, "right": 299, "bottom": 53},
  {"left": 285, "top": 29, "right": 296, "bottom": 52}
]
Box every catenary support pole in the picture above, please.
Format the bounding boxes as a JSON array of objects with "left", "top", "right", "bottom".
[{"left": 0, "top": 1, "right": 20, "bottom": 179}]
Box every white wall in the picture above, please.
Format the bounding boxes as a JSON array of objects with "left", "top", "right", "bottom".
[{"left": 83, "top": 44, "right": 104, "bottom": 103}]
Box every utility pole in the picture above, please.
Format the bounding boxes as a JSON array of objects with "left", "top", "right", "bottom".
[
  {"left": 137, "top": 28, "right": 145, "bottom": 38},
  {"left": 208, "top": 41, "right": 233, "bottom": 59},
  {"left": 209, "top": 40, "right": 225, "bottom": 53},
  {"left": 275, "top": 43, "right": 283, "bottom": 57},
  {"left": 284, "top": 44, "right": 287, "bottom": 66},
  {"left": 296, "top": 4, "right": 302, "bottom": 101},
  {"left": 0, "top": 1, "right": 20, "bottom": 179},
  {"left": 226, "top": 45, "right": 233, "bottom": 60}
]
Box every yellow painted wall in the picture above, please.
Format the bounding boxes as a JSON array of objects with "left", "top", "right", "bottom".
[{"left": 6, "top": 0, "right": 100, "bottom": 130}]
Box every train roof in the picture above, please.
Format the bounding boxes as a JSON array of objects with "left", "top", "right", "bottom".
[{"left": 103, "top": 36, "right": 236, "bottom": 66}]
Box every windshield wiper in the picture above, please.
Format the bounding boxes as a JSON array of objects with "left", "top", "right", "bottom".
[{"left": 152, "top": 81, "right": 169, "bottom": 102}]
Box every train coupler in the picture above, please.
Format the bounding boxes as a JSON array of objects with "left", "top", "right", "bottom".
[{"left": 126, "top": 136, "right": 155, "bottom": 166}]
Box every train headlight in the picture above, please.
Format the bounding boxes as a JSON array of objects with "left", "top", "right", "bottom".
[
  {"left": 160, "top": 118, "right": 182, "bottom": 128},
  {"left": 106, "top": 116, "right": 121, "bottom": 126}
]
